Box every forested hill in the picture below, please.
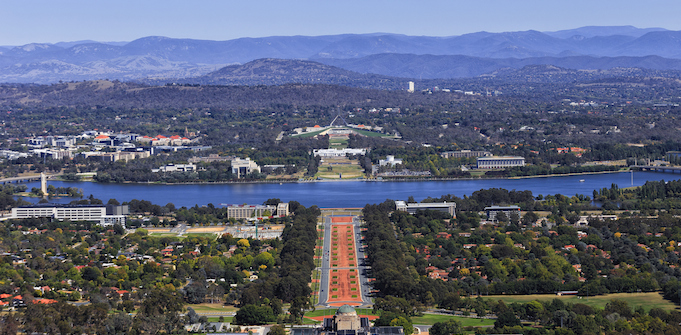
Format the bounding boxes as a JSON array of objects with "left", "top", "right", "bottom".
[
  {"left": 0, "top": 80, "right": 469, "bottom": 110},
  {"left": 161, "top": 58, "right": 407, "bottom": 89}
]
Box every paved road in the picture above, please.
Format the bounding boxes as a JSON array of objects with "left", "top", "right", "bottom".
[
  {"left": 317, "top": 214, "right": 332, "bottom": 305},
  {"left": 353, "top": 215, "right": 372, "bottom": 306}
]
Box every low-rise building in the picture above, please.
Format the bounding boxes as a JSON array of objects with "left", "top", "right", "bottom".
[
  {"left": 379, "top": 155, "right": 403, "bottom": 167},
  {"left": 395, "top": 201, "right": 456, "bottom": 217},
  {"left": 484, "top": 205, "right": 521, "bottom": 221},
  {"left": 312, "top": 148, "right": 368, "bottom": 157},
  {"left": 476, "top": 156, "right": 525, "bottom": 169},
  {"left": 231, "top": 158, "right": 260, "bottom": 178},
  {"left": 10, "top": 205, "right": 128, "bottom": 226},
  {"left": 225, "top": 204, "right": 277, "bottom": 219},
  {"left": 441, "top": 150, "right": 491, "bottom": 159},
  {"left": 152, "top": 163, "right": 196, "bottom": 173}
]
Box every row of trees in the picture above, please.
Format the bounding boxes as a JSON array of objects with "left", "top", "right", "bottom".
[{"left": 234, "top": 203, "right": 319, "bottom": 325}]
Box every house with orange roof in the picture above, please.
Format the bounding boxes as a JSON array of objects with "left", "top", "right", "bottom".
[{"left": 32, "top": 298, "right": 57, "bottom": 304}]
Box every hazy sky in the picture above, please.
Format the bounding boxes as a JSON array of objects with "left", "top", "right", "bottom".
[{"left": 2, "top": 0, "right": 680, "bottom": 45}]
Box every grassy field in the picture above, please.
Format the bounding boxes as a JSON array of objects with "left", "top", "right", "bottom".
[
  {"left": 148, "top": 232, "right": 179, "bottom": 237},
  {"left": 186, "top": 303, "right": 238, "bottom": 314},
  {"left": 329, "top": 138, "right": 348, "bottom": 148},
  {"left": 294, "top": 129, "right": 326, "bottom": 138},
  {"left": 184, "top": 233, "right": 218, "bottom": 239},
  {"left": 351, "top": 129, "right": 393, "bottom": 138},
  {"left": 482, "top": 292, "right": 676, "bottom": 312},
  {"left": 205, "top": 316, "right": 234, "bottom": 322},
  {"left": 412, "top": 314, "right": 495, "bottom": 327},
  {"left": 315, "top": 163, "right": 364, "bottom": 179}
]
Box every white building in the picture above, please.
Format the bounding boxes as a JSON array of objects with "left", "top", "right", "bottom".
[
  {"left": 395, "top": 201, "right": 456, "bottom": 217},
  {"left": 28, "top": 136, "right": 77, "bottom": 148},
  {"left": 476, "top": 156, "right": 525, "bottom": 169},
  {"left": 10, "top": 205, "right": 128, "bottom": 226},
  {"left": 379, "top": 155, "right": 403, "bottom": 167},
  {"left": 441, "top": 150, "right": 491, "bottom": 159},
  {"left": 224, "top": 203, "right": 288, "bottom": 219},
  {"left": 312, "top": 148, "right": 367, "bottom": 157},
  {"left": 152, "top": 163, "right": 196, "bottom": 173},
  {"left": 231, "top": 158, "right": 261, "bottom": 178}
]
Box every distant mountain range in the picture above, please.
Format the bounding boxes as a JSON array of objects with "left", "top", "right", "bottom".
[{"left": 3, "top": 26, "right": 681, "bottom": 84}]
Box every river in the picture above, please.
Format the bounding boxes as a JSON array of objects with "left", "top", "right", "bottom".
[{"left": 18, "top": 171, "right": 677, "bottom": 208}]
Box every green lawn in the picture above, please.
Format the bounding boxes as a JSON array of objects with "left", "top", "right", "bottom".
[
  {"left": 294, "top": 129, "right": 327, "bottom": 138},
  {"left": 329, "top": 138, "right": 348, "bottom": 148},
  {"left": 205, "top": 316, "right": 234, "bottom": 322},
  {"left": 482, "top": 292, "right": 676, "bottom": 312},
  {"left": 186, "top": 303, "right": 238, "bottom": 314},
  {"left": 412, "top": 314, "right": 495, "bottom": 327},
  {"left": 315, "top": 164, "right": 364, "bottom": 179},
  {"left": 184, "top": 233, "right": 218, "bottom": 239},
  {"left": 351, "top": 129, "right": 392, "bottom": 138},
  {"left": 148, "top": 232, "right": 179, "bottom": 237}
]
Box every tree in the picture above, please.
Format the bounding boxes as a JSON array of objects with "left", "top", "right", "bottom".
[
  {"left": 429, "top": 319, "right": 463, "bottom": 335},
  {"left": 264, "top": 198, "right": 282, "bottom": 206},
  {"left": 269, "top": 325, "right": 286, "bottom": 335},
  {"left": 105, "top": 312, "right": 133, "bottom": 335},
  {"left": 288, "top": 296, "right": 311, "bottom": 323},
  {"left": 390, "top": 316, "right": 414, "bottom": 335},
  {"left": 134, "top": 287, "right": 184, "bottom": 334},
  {"left": 234, "top": 304, "right": 275, "bottom": 325},
  {"left": 494, "top": 309, "right": 520, "bottom": 328},
  {"left": 0, "top": 313, "right": 19, "bottom": 335},
  {"left": 82, "top": 266, "right": 103, "bottom": 282},
  {"left": 184, "top": 281, "right": 207, "bottom": 304},
  {"left": 525, "top": 300, "right": 544, "bottom": 324}
]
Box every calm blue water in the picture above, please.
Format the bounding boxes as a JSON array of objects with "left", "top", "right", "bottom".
[{"left": 19, "top": 171, "right": 676, "bottom": 208}]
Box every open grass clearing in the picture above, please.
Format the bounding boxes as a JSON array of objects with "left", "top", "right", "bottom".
[
  {"left": 148, "top": 232, "right": 179, "bottom": 237},
  {"left": 412, "top": 314, "right": 495, "bottom": 327},
  {"left": 351, "top": 129, "right": 393, "bottom": 138},
  {"left": 315, "top": 163, "right": 364, "bottom": 179},
  {"left": 482, "top": 292, "right": 675, "bottom": 312},
  {"left": 186, "top": 303, "right": 238, "bottom": 313},
  {"left": 184, "top": 233, "right": 218, "bottom": 239},
  {"left": 293, "top": 129, "right": 326, "bottom": 138},
  {"left": 205, "top": 316, "right": 234, "bottom": 322}
]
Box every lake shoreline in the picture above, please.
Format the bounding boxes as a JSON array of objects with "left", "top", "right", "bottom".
[{"left": 84, "top": 169, "right": 632, "bottom": 186}]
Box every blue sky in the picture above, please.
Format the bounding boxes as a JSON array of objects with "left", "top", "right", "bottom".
[{"left": 2, "top": 0, "right": 680, "bottom": 46}]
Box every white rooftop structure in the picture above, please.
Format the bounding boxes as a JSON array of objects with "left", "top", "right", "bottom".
[
  {"left": 313, "top": 148, "right": 367, "bottom": 157},
  {"left": 395, "top": 201, "right": 456, "bottom": 217},
  {"left": 379, "top": 155, "right": 403, "bottom": 167}
]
